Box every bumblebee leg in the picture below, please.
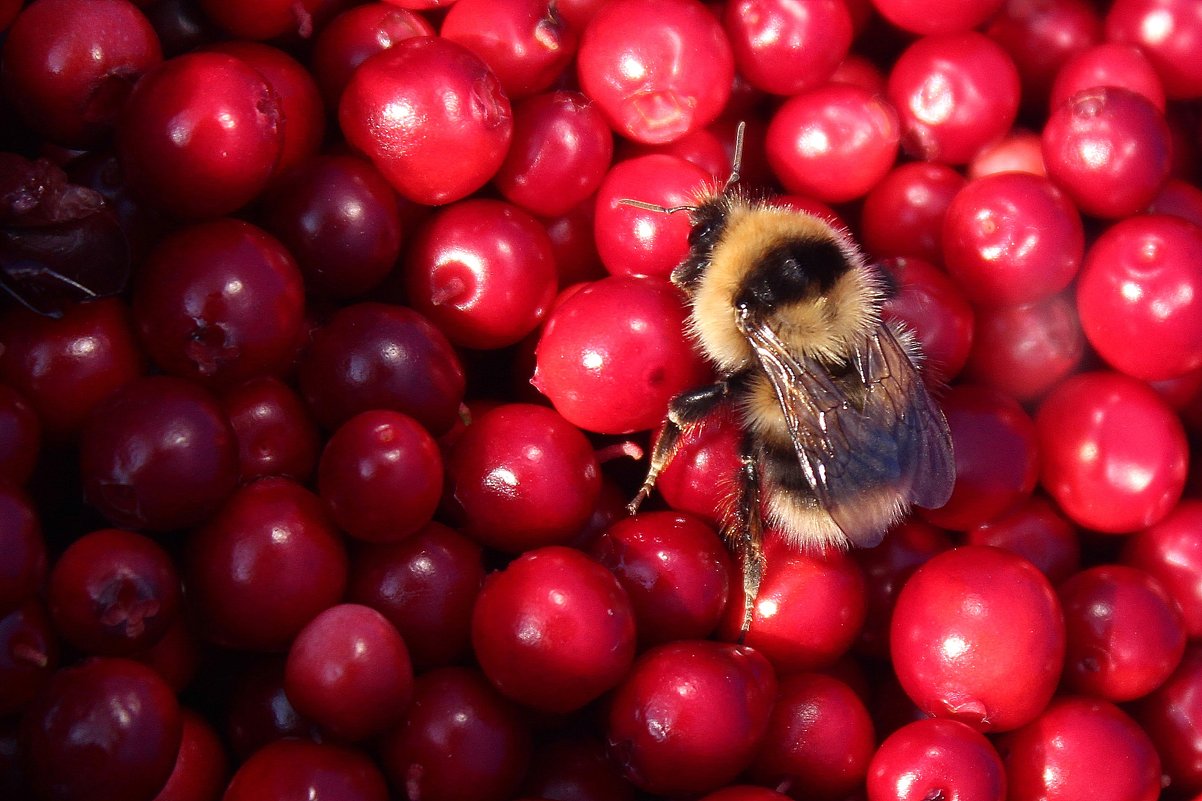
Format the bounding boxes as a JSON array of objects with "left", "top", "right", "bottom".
[
  {"left": 627, "top": 381, "right": 731, "bottom": 514},
  {"left": 732, "top": 434, "right": 766, "bottom": 638}
]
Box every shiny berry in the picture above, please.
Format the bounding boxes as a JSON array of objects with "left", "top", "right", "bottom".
[
  {"left": 1105, "top": 0, "right": 1202, "bottom": 99},
  {"left": 222, "top": 740, "right": 389, "bottom": 801},
  {"left": 872, "top": 0, "right": 1004, "bottom": 35},
  {"left": 964, "top": 496, "right": 1080, "bottom": 585},
  {"left": 722, "top": 0, "right": 853, "bottom": 96},
  {"left": 984, "top": 0, "right": 1101, "bottom": 110},
  {"left": 1050, "top": 42, "right": 1166, "bottom": 112},
  {"left": 219, "top": 376, "right": 320, "bottom": 483},
  {"left": 1131, "top": 645, "right": 1202, "bottom": 794},
  {"left": 860, "top": 161, "right": 967, "bottom": 265},
  {"left": 150, "top": 709, "right": 227, "bottom": 801},
  {"left": 1122, "top": 500, "right": 1202, "bottom": 638},
  {"left": 867, "top": 717, "right": 1006, "bottom": 801},
  {"left": 878, "top": 256, "right": 974, "bottom": 384}
]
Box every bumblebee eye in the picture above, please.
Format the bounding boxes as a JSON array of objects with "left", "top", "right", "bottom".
[{"left": 688, "top": 221, "right": 718, "bottom": 249}]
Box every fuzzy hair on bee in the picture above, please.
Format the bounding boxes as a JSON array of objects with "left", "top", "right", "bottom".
[{"left": 623, "top": 124, "right": 956, "bottom": 632}]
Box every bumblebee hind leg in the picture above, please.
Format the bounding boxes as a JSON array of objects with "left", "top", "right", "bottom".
[{"left": 730, "top": 433, "right": 766, "bottom": 638}]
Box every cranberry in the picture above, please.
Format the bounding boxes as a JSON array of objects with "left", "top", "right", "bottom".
[
  {"left": 378, "top": 666, "right": 532, "bottom": 801},
  {"left": 132, "top": 219, "right": 305, "bottom": 386},
  {"left": 532, "top": 275, "right": 710, "bottom": 434},
  {"left": 655, "top": 404, "right": 743, "bottom": 529},
  {"left": 21, "top": 658, "right": 182, "bottom": 801},
  {"left": 150, "top": 709, "right": 227, "bottom": 801},
  {"left": 47, "top": 528, "right": 181, "bottom": 656},
  {"left": 441, "top": 0, "right": 577, "bottom": 98},
  {"left": 1148, "top": 178, "right": 1202, "bottom": 228},
  {"left": 284, "top": 603, "right": 413, "bottom": 742},
  {"left": 222, "top": 739, "right": 389, "bottom": 801},
  {"left": 984, "top": 0, "right": 1101, "bottom": 111},
  {"left": 968, "top": 129, "right": 1048, "bottom": 178},
  {"left": 1122, "top": 500, "right": 1202, "bottom": 638},
  {"left": 722, "top": 0, "right": 853, "bottom": 96},
  {"left": 605, "top": 640, "right": 776, "bottom": 795},
  {"left": 1035, "top": 371, "right": 1188, "bottom": 533},
  {"left": 317, "top": 409, "right": 442, "bottom": 543},
  {"left": 999, "top": 696, "right": 1161, "bottom": 801},
  {"left": 0, "top": 484, "right": 44, "bottom": 616},
  {"left": 0, "top": 600, "right": 59, "bottom": 717},
  {"left": 544, "top": 200, "right": 607, "bottom": 287},
  {"left": 472, "top": 546, "right": 635, "bottom": 712},
  {"left": 0, "top": 297, "right": 145, "bottom": 442},
  {"left": 197, "top": 0, "right": 339, "bottom": 41},
  {"left": 117, "top": 51, "right": 283, "bottom": 219},
  {"left": 1041, "top": 87, "right": 1172, "bottom": 219},
  {"left": 766, "top": 83, "right": 900, "bottom": 202},
  {"left": 308, "top": 3, "right": 434, "bottom": 108},
  {"left": 1105, "top": 0, "right": 1202, "bottom": 99},
  {"left": 521, "top": 737, "right": 636, "bottom": 801},
  {"left": 184, "top": 477, "right": 347, "bottom": 651},
  {"left": 860, "top": 161, "right": 967, "bottom": 265},
  {"left": 0, "top": 0, "right": 162, "bottom": 148},
  {"left": 964, "top": 496, "right": 1081, "bottom": 585},
  {"left": 877, "top": 256, "right": 975, "bottom": 385},
  {"left": 589, "top": 511, "right": 732, "bottom": 645},
  {"left": 347, "top": 521, "right": 484, "bottom": 671},
  {"left": 405, "top": 199, "right": 557, "bottom": 349},
  {"left": 1050, "top": 42, "right": 1166, "bottom": 113},
  {"left": 576, "top": 0, "right": 733, "bottom": 144},
  {"left": 0, "top": 386, "right": 40, "bottom": 485},
  {"left": 219, "top": 376, "right": 320, "bottom": 483},
  {"left": 942, "top": 171, "right": 1084, "bottom": 306},
  {"left": 1132, "top": 645, "right": 1202, "bottom": 794},
  {"left": 886, "top": 31, "right": 1021, "bottom": 164},
  {"left": 493, "top": 91, "right": 614, "bottom": 218},
  {"left": 339, "top": 36, "right": 512, "bottom": 205},
  {"left": 746, "top": 672, "right": 875, "bottom": 800},
  {"left": 79, "top": 375, "right": 238, "bottom": 531},
  {"left": 891, "top": 545, "right": 1065, "bottom": 732},
  {"left": 297, "top": 302, "right": 466, "bottom": 435},
  {"left": 618, "top": 121, "right": 735, "bottom": 183},
  {"left": 700, "top": 789, "right": 791, "bottom": 801},
  {"left": 872, "top": 0, "right": 1003, "bottom": 35},
  {"left": 867, "top": 717, "right": 1006, "bottom": 801}
]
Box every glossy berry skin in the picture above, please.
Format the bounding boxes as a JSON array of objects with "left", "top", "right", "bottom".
[
  {"left": 886, "top": 32, "right": 1021, "bottom": 164},
  {"left": 309, "top": 3, "right": 434, "bottom": 108},
  {"left": 1058, "top": 564, "right": 1186, "bottom": 701},
  {"left": 984, "top": 0, "right": 1102, "bottom": 111},
  {"left": 576, "top": 0, "right": 733, "bottom": 144},
  {"left": 21, "top": 658, "right": 182, "bottom": 801},
  {"left": 860, "top": 162, "right": 967, "bottom": 265},
  {"left": 1035, "top": 371, "right": 1187, "bottom": 533},
  {"left": 746, "top": 672, "right": 875, "bottom": 801},
  {"left": 1077, "top": 214, "right": 1202, "bottom": 381},
  {"left": 219, "top": 376, "right": 321, "bottom": 483},
  {"left": 347, "top": 522, "right": 485, "bottom": 671},
  {"left": 1049, "top": 42, "right": 1166, "bottom": 113},
  {"left": 766, "top": 83, "right": 900, "bottom": 202},
  {"left": 339, "top": 37, "right": 512, "bottom": 205},
  {"left": 1040, "top": 87, "right": 1171, "bottom": 219},
  {"left": 79, "top": 376, "right": 238, "bottom": 531},
  {"left": 968, "top": 130, "right": 1047, "bottom": 178},
  {"left": 47, "top": 528, "right": 181, "bottom": 657},
  {"left": 0, "top": 0, "right": 162, "bottom": 148},
  {"left": 222, "top": 740, "right": 389, "bottom": 801},
  {"left": 284, "top": 603, "right": 414, "bottom": 742},
  {"left": 891, "top": 545, "right": 1065, "bottom": 732},
  {"left": 605, "top": 640, "right": 776, "bottom": 795},
  {"left": 867, "top": 717, "right": 1005, "bottom": 801},
  {"left": 117, "top": 51, "right": 283, "bottom": 219},
  {"left": 1122, "top": 500, "right": 1202, "bottom": 639},
  {"left": 471, "top": 546, "right": 636, "bottom": 713},
  {"left": 532, "top": 275, "right": 710, "bottom": 434},
  {"left": 589, "top": 511, "right": 732, "bottom": 645},
  {"left": 297, "top": 303, "right": 465, "bottom": 436},
  {"left": 721, "top": 539, "right": 867, "bottom": 672},
  {"left": 999, "top": 696, "right": 1161, "bottom": 801},
  {"left": 1132, "top": 645, "right": 1202, "bottom": 794},
  {"left": 198, "top": 0, "right": 337, "bottom": 41},
  {"left": 878, "top": 256, "right": 974, "bottom": 385},
  {"left": 151, "top": 709, "right": 228, "bottom": 801},
  {"left": 965, "top": 496, "right": 1080, "bottom": 585},
  {"left": 941, "top": 172, "right": 1083, "bottom": 306},
  {"left": 378, "top": 667, "right": 531, "bottom": 801},
  {"left": 872, "top": 0, "right": 1003, "bottom": 35},
  {"left": 184, "top": 477, "right": 347, "bottom": 651},
  {"left": 1106, "top": 0, "right": 1202, "bottom": 99},
  {"left": 132, "top": 219, "right": 305, "bottom": 386},
  {"left": 318, "top": 410, "right": 441, "bottom": 543},
  {"left": 405, "top": 199, "right": 557, "bottom": 349},
  {"left": 722, "top": 0, "right": 853, "bottom": 96},
  {"left": 655, "top": 405, "right": 743, "bottom": 529}
]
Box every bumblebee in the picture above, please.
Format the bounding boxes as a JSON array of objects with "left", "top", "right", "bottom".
[{"left": 624, "top": 125, "right": 956, "bottom": 632}]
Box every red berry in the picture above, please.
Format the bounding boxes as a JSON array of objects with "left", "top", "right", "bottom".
[
  {"left": 1131, "top": 645, "right": 1202, "bottom": 794},
  {"left": 860, "top": 161, "right": 967, "bottom": 265},
  {"left": 872, "top": 0, "right": 1004, "bottom": 35},
  {"left": 867, "top": 717, "right": 1006, "bottom": 801},
  {"left": 222, "top": 740, "right": 389, "bottom": 801},
  {"left": 964, "top": 496, "right": 1081, "bottom": 585},
  {"left": 722, "top": 0, "right": 853, "bottom": 96},
  {"left": 1050, "top": 42, "right": 1166, "bottom": 112},
  {"left": 150, "top": 710, "right": 228, "bottom": 801},
  {"left": 219, "top": 376, "right": 321, "bottom": 483},
  {"left": 1122, "top": 500, "right": 1202, "bottom": 639},
  {"left": 1105, "top": 0, "right": 1202, "bottom": 100},
  {"left": 878, "top": 256, "right": 975, "bottom": 385},
  {"left": 0, "top": 485, "right": 44, "bottom": 616},
  {"left": 0, "top": 599, "right": 59, "bottom": 717}
]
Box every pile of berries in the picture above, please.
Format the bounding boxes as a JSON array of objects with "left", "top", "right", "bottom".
[{"left": 1, "top": 0, "right": 1201, "bottom": 799}]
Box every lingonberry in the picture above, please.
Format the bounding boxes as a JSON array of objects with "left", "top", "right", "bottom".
[
  {"left": 654, "top": 404, "right": 743, "bottom": 529},
  {"left": 1036, "top": 371, "right": 1188, "bottom": 533},
  {"left": 617, "top": 123, "right": 734, "bottom": 184},
  {"left": 441, "top": 0, "right": 577, "bottom": 98},
  {"left": 999, "top": 696, "right": 1161, "bottom": 801},
  {"left": 117, "top": 51, "right": 283, "bottom": 219},
  {"left": 222, "top": 739, "right": 389, "bottom": 801},
  {"left": 184, "top": 477, "right": 347, "bottom": 651},
  {"left": 766, "top": 83, "right": 900, "bottom": 202},
  {"left": 746, "top": 672, "right": 875, "bottom": 800},
  {"left": 405, "top": 199, "right": 557, "bottom": 349},
  {"left": 0, "top": 385, "right": 39, "bottom": 486},
  {"left": 532, "top": 275, "right": 710, "bottom": 434},
  {"left": 339, "top": 36, "right": 512, "bottom": 205},
  {"left": 968, "top": 129, "right": 1047, "bottom": 178},
  {"left": 860, "top": 161, "right": 967, "bottom": 265},
  {"left": 872, "top": 0, "right": 1003, "bottom": 35},
  {"left": 520, "top": 735, "right": 636, "bottom": 801},
  {"left": 308, "top": 2, "right": 433, "bottom": 108},
  {"left": 79, "top": 375, "right": 239, "bottom": 531},
  {"left": 877, "top": 256, "right": 974, "bottom": 385},
  {"left": 317, "top": 409, "right": 442, "bottom": 543},
  {"left": 886, "top": 31, "right": 1021, "bottom": 164},
  {"left": 0, "top": 599, "right": 59, "bottom": 717},
  {"left": 1105, "top": 0, "right": 1202, "bottom": 99},
  {"left": 297, "top": 302, "right": 466, "bottom": 435},
  {"left": 20, "top": 657, "right": 182, "bottom": 801},
  {"left": 1131, "top": 645, "right": 1202, "bottom": 794},
  {"left": 1148, "top": 178, "right": 1202, "bottom": 228},
  {"left": 471, "top": 546, "right": 636, "bottom": 713},
  {"left": 219, "top": 375, "right": 320, "bottom": 483},
  {"left": 891, "top": 545, "right": 1065, "bottom": 732},
  {"left": 0, "top": 0, "right": 162, "bottom": 148},
  {"left": 0, "top": 484, "right": 44, "bottom": 616},
  {"left": 1122, "top": 500, "right": 1202, "bottom": 638},
  {"left": 867, "top": 717, "right": 1006, "bottom": 801},
  {"left": 197, "top": 0, "right": 340, "bottom": 41},
  {"left": 984, "top": 0, "right": 1101, "bottom": 111},
  {"left": 1050, "top": 42, "right": 1166, "bottom": 113},
  {"left": 544, "top": 200, "right": 607, "bottom": 287},
  {"left": 284, "top": 603, "right": 414, "bottom": 742},
  {"left": 347, "top": 521, "right": 485, "bottom": 671},
  {"left": 722, "top": 0, "right": 853, "bottom": 96},
  {"left": 150, "top": 709, "right": 228, "bottom": 801},
  {"left": 964, "top": 496, "right": 1081, "bottom": 585},
  {"left": 378, "top": 666, "right": 532, "bottom": 801},
  {"left": 589, "top": 510, "right": 732, "bottom": 645},
  {"left": 132, "top": 218, "right": 306, "bottom": 386},
  {"left": 47, "top": 528, "right": 181, "bottom": 656},
  {"left": 576, "top": 0, "right": 733, "bottom": 144},
  {"left": 493, "top": 91, "right": 614, "bottom": 218}
]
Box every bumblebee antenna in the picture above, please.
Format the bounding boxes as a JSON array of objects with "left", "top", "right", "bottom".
[
  {"left": 616, "top": 198, "right": 697, "bottom": 214},
  {"left": 723, "top": 120, "right": 746, "bottom": 193}
]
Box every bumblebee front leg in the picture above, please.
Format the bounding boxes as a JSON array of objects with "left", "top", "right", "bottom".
[
  {"left": 627, "top": 381, "right": 731, "bottom": 514},
  {"left": 732, "top": 434, "right": 766, "bottom": 637}
]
